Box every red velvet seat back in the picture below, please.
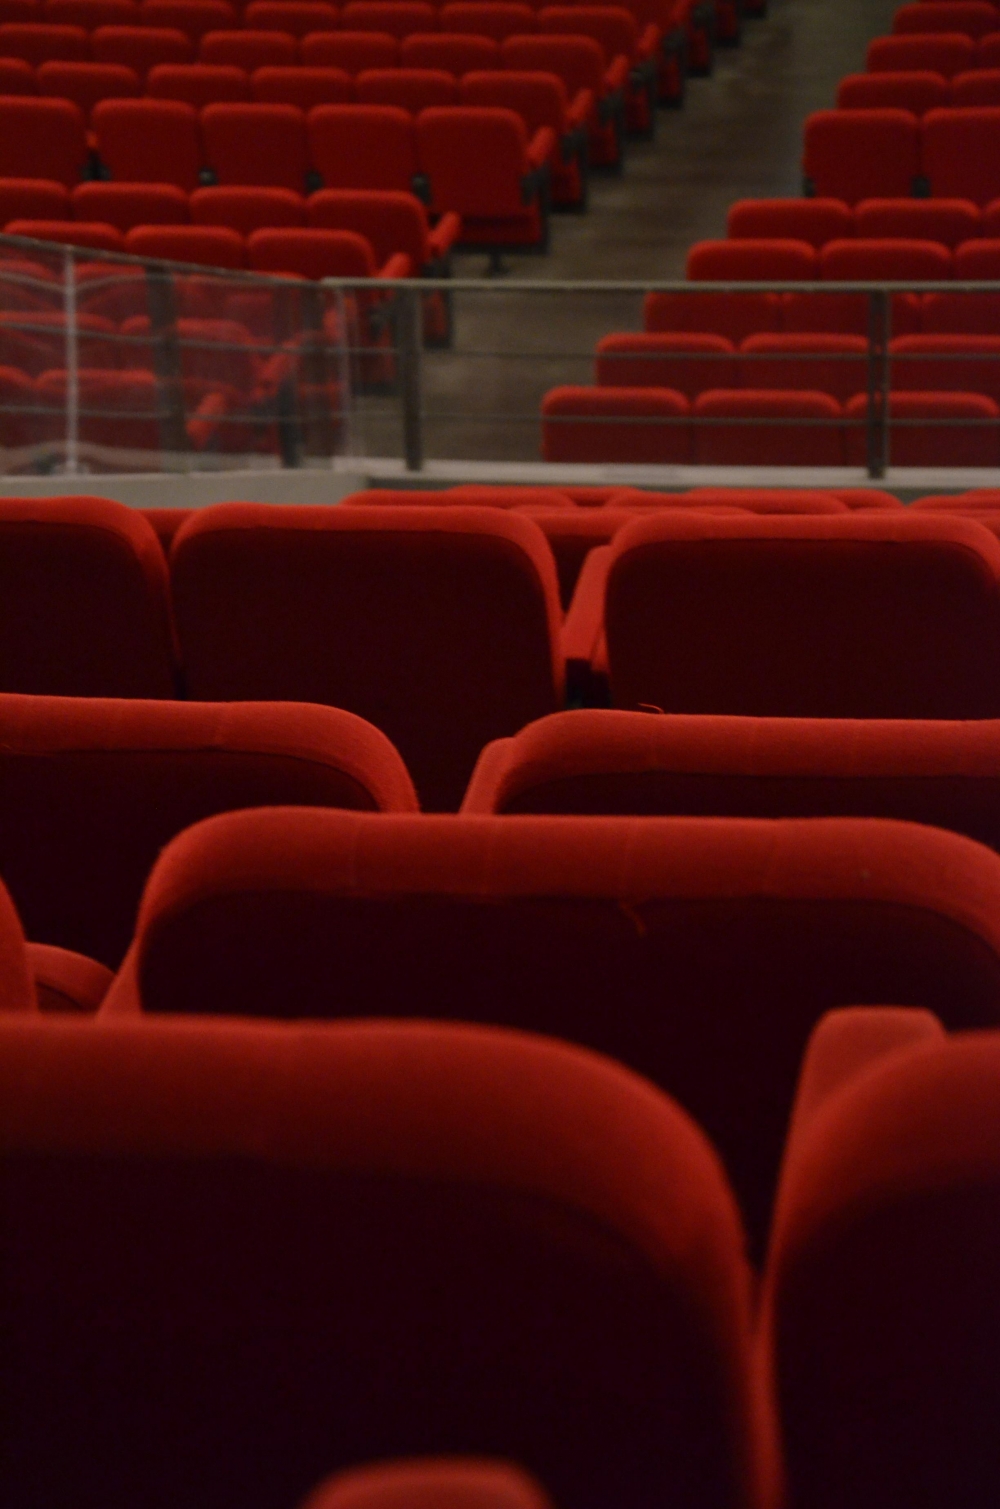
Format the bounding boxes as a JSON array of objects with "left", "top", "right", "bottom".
[
  {"left": 0, "top": 1013, "right": 761, "bottom": 1509},
  {"left": 169, "top": 504, "right": 563, "bottom": 810},
  {"left": 603, "top": 513, "right": 1000, "bottom": 719},
  {"left": 0, "top": 495, "right": 175, "bottom": 698}
]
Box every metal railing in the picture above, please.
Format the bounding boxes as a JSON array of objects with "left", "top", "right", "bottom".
[{"left": 3, "top": 233, "right": 1000, "bottom": 483}]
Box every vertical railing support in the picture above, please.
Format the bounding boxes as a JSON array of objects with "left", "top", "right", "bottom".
[
  {"left": 145, "top": 262, "right": 190, "bottom": 466},
  {"left": 63, "top": 247, "right": 79, "bottom": 475},
  {"left": 865, "top": 288, "right": 891, "bottom": 479},
  {"left": 396, "top": 285, "right": 424, "bottom": 472}
]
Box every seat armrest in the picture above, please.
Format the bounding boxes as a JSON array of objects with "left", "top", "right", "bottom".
[
  {"left": 604, "top": 53, "right": 631, "bottom": 94},
  {"left": 377, "top": 251, "right": 413, "bottom": 279},
  {"left": 567, "top": 86, "right": 596, "bottom": 130},
  {"left": 459, "top": 736, "right": 515, "bottom": 813},
  {"left": 561, "top": 543, "right": 611, "bottom": 671},
  {"left": 637, "top": 20, "right": 660, "bottom": 56},
  {"left": 427, "top": 210, "right": 461, "bottom": 259},
  {"left": 26, "top": 942, "right": 115, "bottom": 1014},
  {"left": 527, "top": 124, "right": 558, "bottom": 174}
]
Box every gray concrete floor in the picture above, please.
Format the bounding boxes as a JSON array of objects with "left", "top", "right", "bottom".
[{"left": 354, "top": 0, "right": 903, "bottom": 461}]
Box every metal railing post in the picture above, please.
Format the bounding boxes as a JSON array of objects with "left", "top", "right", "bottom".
[
  {"left": 397, "top": 285, "right": 424, "bottom": 472},
  {"left": 145, "top": 262, "right": 190, "bottom": 466},
  {"left": 865, "top": 288, "right": 891, "bottom": 479},
  {"left": 63, "top": 247, "right": 79, "bottom": 474}
]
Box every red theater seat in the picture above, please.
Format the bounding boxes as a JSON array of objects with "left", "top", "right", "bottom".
[
  {"left": 140, "top": 0, "right": 237, "bottom": 38},
  {"left": 889, "top": 333, "right": 1000, "bottom": 406},
  {"left": 692, "top": 390, "right": 844, "bottom": 466},
  {"left": 0, "top": 177, "right": 71, "bottom": 224},
  {"left": 148, "top": 60, "right": 251, "bottom": 104},
  {"left": 844, "top": 390, "right": 1000, "bottom": 467},
  {"left": 201, "top": 101, "right": 310, "bottom": 192},
  {"left": 951, "top": 66, "right": 1000, "bottom": 106},
  {"left": 340, "top": 0, "right": 436, "bottom": 35},
  {"left": 200, "top": 27, "right": 296, "bottom": 68},
  {"left": 356, "top": 66, "right": 458, "bottom": 110},
  {"left": 802, "top": 109, "right": 922, "bottom": 203},
  {"left": 440, "top": 1, "right": 534, "bottom": 39},
  {"left": 301, "top": 1461, "right": 555, "bottom": 1509},
  {"left": 37, "top": 60, "right": 141, "bottom": 116},
  {"left": 0, "top": 96, "right": 87, "bottom": 186},
  {"left": 836, "top": 69, "right": 950, "bottom": 115},
  {"left": 307, "top": 103, "right": 419, "bottom": 191},
  {"left": 922, "top": 106, "right": 1000, "bottom": 205},
  {"left": 100, "top": 807, "right": 1000, "bottom": 1255},
  {"left": 687, "top": 236, "right": 819, "bottom": 280},
  {"left": 0, "top": 693, "right": 417, "bottom": 967},
  {"left": 416, "top": 105, "right": 553, "bottom": 250},
  {"left": 644, "top": 289, "right": 782, "bottom": 344},
  {"left": 401, "top": 31, "right": 500, "bottom": 72},
  {"left": 595, "top": 332, "right": 738, "bottom": 398},
  {"left": 0, "top": 1011, "right": 763, "bottom": 1509},
  {"left": 307, "top": 187, "right": 458, "bottom": 272},
  {"left": 191, "top": 183, "right": 305, "bottom": 232},
  {"left": 502, "top": 33, "right": 623, "bottom": 166},
  {"left": 124, "top": 222, "right": 245, "bottom": 265},
  {"left": 251, "top": 65, "right": 353, "bottom": 107},
  {"left": 0, "top": 494, "right": 175, "bottom": 697},
  {"left": 72, "top": 180, "right": 189, "bottom": 228},
  {"left": 766, "top": 1030, "right": 1000, "bottom": 1509},
  {"left": 536, "top": 4, "right": 652, "bottom": 134},
  {"left": 894, "top": 0, "right": 1000, "bottom": 39},
  {"left": 44, "top": 0, "right": 138, "bottom": 24},
  {"left": 0, "top": 309, "right": 119, "bottom": 376},
  {"left": 460, "top": 69, "right": 589, "bottom": 209},
  {"left": 301, "top": 30, "right": 400, "bottom": 71},
  {"left": 0, "top": 56, "right": 35, "bottom": 90},
  {"left": 93, "top": 97, "right": 204, "bottom": 189},
  {"left": 0, "top": 875, "right": 37, "bottom": 1014},
  {"left": 726, "top": 197, "right": 853, "bottom": 250},
  {"left": 541, "top": 385, "right": 692, "bottom": 463},
  {"left": 169, "top": 504, "right": 564, "bottom": 810},
  {"left": 244, "top": 0, "right": 337, "bottom": 32},
  {"left": 854, "top": 195, "right": 981, "bottom": 247},
  {"left": 867, "top": 31, "right": 975, "bottom": 77},
  {"left": 0, "top": 20, "right": 87, "bottom": 62},
  {"left": 92, "top": 23, "right": 193, "bottom": 74},
  {"left": 739, "top": 334, "right": 869, "bottom": 404},
  {"left": 6, "top": 218, "right": 124, "bottom": 253},
  {"left": 569, "top": 511, "right": 1000, "bottom": 718},
  {"left": 247, "top": 225, "right": 407, "bottom": 277}
]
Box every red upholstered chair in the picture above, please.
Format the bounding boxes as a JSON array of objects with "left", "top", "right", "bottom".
[
  {"left": 462, "top": 711, "right": 1000, "bottom": 859},
  {"left": 308, "top": 104, "right": 419, "bottom": 191},
  {"left": 300, "top": 1460, "right": 555, "bottom": 1509},
  {"left": 191, "top": 184, "right": 305, "bottom": 232},
  {"left": 416, "top": 106, "right": 554, "bottom": 252},
  {"left": 981, "top": 31, "right": 1000, "bottom": 66},
  {"left": 0, "top": 494, "right": 175, "bottom": 698},
  {"left": 0, "top": 178, "right": 71, "bottom": 225},
  {"left": 45, "top": 0, "right": 138, "bottom": 20},
  {"left": 74, "top": 181, "right": 188, "bottom": 231},
  {"left": 340, "top": 0, "right": 436, "bottom": 34},
  {"left": 251, "top": 65, "right": 354, "bottom": 108},
  {"left": 0, "top": 1012, "right": 766, "bottom": 1509},
  {"left": 866, "top": 31, "right": 975, "bottom": 77},
  {"left": 0, "top": 96, "right": 88, "bottom": 186},
  {"left": 0, "top": 693, "right": 417, "bottom": 968},
  {"left": 1, "top": 863, "right": 113, "bottom": 1013},
  {"left": 894, "top": 0, "right": 1000, "bottom": 38},
  {"left": 540, "top": 385, "right": 692, "bottom": 463},
  {"left": 595, "top": 333, "right": 738, "bottom": 399},
  {"left": 854, "top": 195, "right": 981, "bottom": 247},
  {"left": 801, "top": 109, "right": 922, "bottom": 203},
  {"left": 564, "top": 511, "right": 1000, "bottom": 718},
  {"left": 5, "top": 218, "right": 124, "bottom": 253},
  {"left": 0, "top": 309, "right": 120, "bottom": 377},
  {"left": 92, "top": 23, "right": 193, "bottom": 75},
  {"left": 952, "top": 66, "right": 1000, "bottom": 106},
  {"left": 844, "top": 390, "right": 1000, "bottom": 467},
  {"left": 726, "top": 197, "right": 852, "bottom": 250},
  {"left": 246, "top": 225, "right": 409, "bottom": 277},
  {"left": 140, "top": 0, "right": 237, "bottom": 38},
  {"left": 356, "top": 66, "right": 458, "bottom": 110},
  {"left": 0, "top": 55, "right": 35, "bottom": 91},
  {"left": 200, "top": 28, "right": 297, "bottom": 68},
  {"left": 644, "top": 289, "right": 782, "bottom": 343},
  {"left": 501, "top": 33, "right": 623, "bottom": 167},
  {"left": 93, "top": 97, "right": 205, "bottom": 189},
  {"left": 34, "top": 367, "right": 162, "bottom": 452},
  {"left": 439, "top": 2, "right": 535, "bottom": 41},
  {"left": 460, "top": 69, "right": 589, "bottom": 210},
  {"left": 147, "top": 61, "right": 251, "bottom": 105},
  {"left": 836, "top": 69, "right": 949, "bottom": 115},
  {"left": 687, "top": 236, "right": 819, "bottom": 281},
  {"left": 302, "top": 31, "right": 400, "bottom": 71},
  {"left": 100, "top": 808, "right": 1000, "bottom": 1255},
  {"left": 201, "top": 101, "right": 310, "bottom": 192},
  {"left": 307, "top": 188, "right": 459, "bottom": 273},
  {"left": 692, "top": 391, "right": 845, "bottom": 466},
  {"left": 764, "top": 1028, "right": 1000, "bottom": 1509},
  {"left": 37, "top": 60, "right": 142, "bottom": 117},
  {"left": 922, "top": 106, "right": 1000, "bottom": 205},
  {"left": 889, "top": 334, "right": 1000, "bottom": 407},
  {"left": 124, "top": 223, "right": 245, "bottom": 266},
  {"left": 401, "top": 31, "right": 499, "bottom": 72},
  {"left": 739, "top": 335, "right": 869, "bottom": 404},
  {"left": 0, "top": 20, "right": 86, "bottom": 61},
  {"left": 169, "top": 505, "right": 564, "bottom": 810},
  {"left": 809, "top": 236, "right": 949, "bottom": 338},
  {"left": 244, "top": 0, "right": 337, "bottom": 32},
  {"left": 536, "top": 4, "right": 653, "bottom": 135}
]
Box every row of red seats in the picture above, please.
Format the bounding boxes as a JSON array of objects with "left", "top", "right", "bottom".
[
  {"left": 6, "top": 994, "right": 995, "bottom": 1509},
  {"left": 838, "top": 63, "right": 1000, "bottom": 112},
  {"left": 867, "top": 26, "right": 1000, "bottom": 73},
  {"left": 726, "top": 192, "right": 1000, "bottom": 247},
  {"left": 799, "top": 105, "right": 1000, "bottom": 204},
  {"left": 892, "top": 0, "right": 1000, "bottom": 40},
  {"left": 540, "top": 386, "right": 1000, "bottom": 464},
  {"left": 9, "top": 495, "right": 1000, "bottom": 808}
]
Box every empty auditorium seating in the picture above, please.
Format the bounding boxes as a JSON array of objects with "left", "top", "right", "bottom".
[
  {"left": 243, "top": 0, "right": 337, "bottom": 33},
  {"left": 541, "top": 385, "right": 692, "bottom": 462},
  {"left": 501, "top": 34, "right": 623, "bottom": 166},
  {"left": 0, "top": 693, "right": 418, "bottom": 967},
  {"left": 189, "top": 183, "right": 303, "bottom": 232},
  {"left": 854, "top": 195, "right": 981, "bottom": 246},
  {"left": 148, "top": 61, "right": 252, "bottom": 105},
  {"left": 92, "top": 97, "right": 204, "bottom": 189},
  {"left": 564, "top": 512, "right": 1000, "bottom": 718},
  {"left": 356, "top": 67, "right": 459, "bottom": 111},
  {"left": 401, "top": 32, "right": 499, "bottom": 72},
  {"left": 837, "top": 69, "right": 949, "bottom": 115},
  {"left": 340, "top": 0, "right": 436, "bottom": 36},
  {"left": 200, "top": 27, "right": 296, "bottom": 69},
  {"left": 5, "top": 218, "right": 123, "bottom": 253},
  {"left": 72, "top": 180, "right": 188, "bottom": 229},
  {"left": 0, "top": 20, "right": 87, "bottom": 62},
  {"left": 306, "top": 188, "right": 459, "bottom": 272},
  {"left": 460, "top": 69, "right": 590, "bottom": 208},
  {"left": 802, "top": 109, "right": 922, "bottom": 202},
  {"left": 693, "top": 391, "right": 844, "bottom": 466},
  {"left": 101, "top": 807, "right": 1000, "bottom": 1253},
  {"left": 307, "top": 104, "right": 419, "bottom": 191},
  {"left": 595, "top": 332, "right": 739, "bottom": 397},
  {"left": 0, "top": 1012, "right": 764, "bottom": 1509},
  {"left": 0, "top": 178, "right": 71, "bottom": 224},
  {"left": 894, "top": 0, "right": 1000, "bottom": 40},
  {"left": 252, "top": 65, "right": 354, "bottom": 107},
  {"left": 247, "top": 225, "right": 408, "bottom": 277},
  {"left": 923, "top": 107, "right": 1000, "bottom": 204},
  {"left": 867, "top": 32, "right": 975, "bottom": 78},
  {"left": 301, "top": 1459, "right": 556, "bottom": 1509},
  {"left": 0, "top": 494, "right": 175, "bottom": 698},
  {"left": 37, "top": 59, "right": 142, "bottom": 115},
  {"left": 416, "top": 106, "right": 553, "bottom": 250},
  {"left": 688, "top": 237, "right": 818, "bottom": 281},
  {"left": 462, "top": 711, "right": 1000, "bottom": 852},
  {"left": 844, "top": 390, "right": 1000, "bottom": 467},
  {"left": 0, "top": 96, "right": 88, "bottom": 185},
  {"left": 124, "top": 222, "right": 245, "bottom": 265},
  {"left": 439, "top": 2, "right": 535, "bottom": 42},
  {"left": 169, "top": 505, "right": 564, "bottom": 809},
  {"left": 536, "top": 4, "right": 653, "bottom": 134},
  {"left": 889, "top": 333, "right": 1000, "bottom": 406},
  {"left": 201, "top": 101, "right": 310, "bottom": 191},
  {"left": 301, "top": 31, "right": 400, "bottom": 71},
  {"left": 141, "top": 0, "right": 236, "bottom": 39},
  {"left": 739, "top": 335, "right": 868, "bottom": 404},
  {"left": 92, "top": 23, "right": 194, "bottom": 74},
  {"left": 726, "top": 197, "right": 853, "bottom": 249},
  {"left": 765, "top": 1029, "right": 1000, "bottom": 1509}
]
